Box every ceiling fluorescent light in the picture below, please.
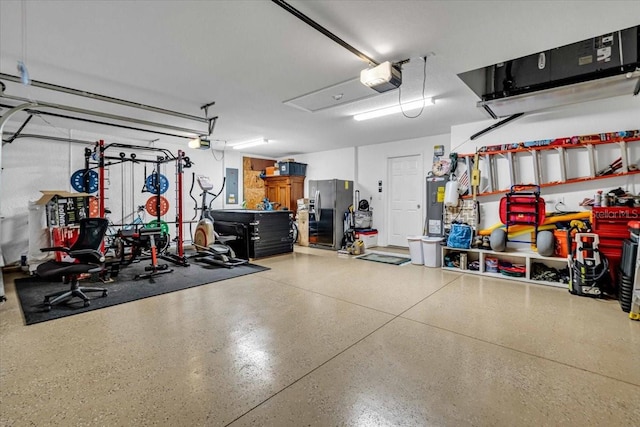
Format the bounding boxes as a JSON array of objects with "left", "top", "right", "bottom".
[
  {"left": 232, "top": 138, "right": 269, "bottom": 150},
  {"left": 353, "top": 98, "right": 435, "bottom": 121}
]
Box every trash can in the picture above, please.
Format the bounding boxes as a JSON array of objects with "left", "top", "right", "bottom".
[
  {"left": 421, "top": 237, "right": 443, "bottom": 267},
  {"left": 407, "top": 236, "right": 424, "bottom": 265}
]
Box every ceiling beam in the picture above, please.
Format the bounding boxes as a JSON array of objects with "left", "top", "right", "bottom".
[{"left": 271, "top": 0, "right": 379, "bottom": 66}]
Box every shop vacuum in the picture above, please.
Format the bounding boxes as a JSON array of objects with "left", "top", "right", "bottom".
[{"left": 568, "top": 233, "right": 610, "bottom": 298}]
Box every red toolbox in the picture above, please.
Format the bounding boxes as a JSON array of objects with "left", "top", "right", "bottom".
[{"left": 591, "top": 207, "right": 640, "bottom": 284}]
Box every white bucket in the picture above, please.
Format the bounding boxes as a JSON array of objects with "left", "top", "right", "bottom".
[
  {"left": 421, "top": 237, "right": 443, "bottom": 267},
  {"left": 407, "top": 236, "right": 424, "bottom": 265}
]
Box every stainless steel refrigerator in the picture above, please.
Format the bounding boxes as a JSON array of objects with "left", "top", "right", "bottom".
[{"left": 308, "top": 179, "right": 354, "bottom": 250}]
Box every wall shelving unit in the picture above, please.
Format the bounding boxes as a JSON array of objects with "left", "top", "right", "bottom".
[{"left": 441, "top": 246, "right": 569, "bottom": 289}]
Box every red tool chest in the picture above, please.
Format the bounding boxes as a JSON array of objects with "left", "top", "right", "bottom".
[{"left": 591, "top": 207, "right": 640, "bottom": 284}]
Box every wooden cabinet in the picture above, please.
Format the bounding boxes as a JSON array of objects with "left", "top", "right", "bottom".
[{"left": 263, "top": 175, "right": 305, "bottom": 215}]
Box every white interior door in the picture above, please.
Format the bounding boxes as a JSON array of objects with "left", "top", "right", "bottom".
[{"left": 388, "top": 154, "right": 423, "bottom": 247}]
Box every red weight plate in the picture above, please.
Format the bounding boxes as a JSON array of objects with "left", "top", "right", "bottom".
[
  {"left": 89, "top": 197, "right": 100, "bottom": 217},
  {"left": 145, "top": 196, "right": 170, "bottom": 216}
]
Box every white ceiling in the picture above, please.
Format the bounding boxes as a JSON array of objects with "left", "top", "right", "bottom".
[{"left": 1, "top": 0, "right": 639, "bottom": 157}]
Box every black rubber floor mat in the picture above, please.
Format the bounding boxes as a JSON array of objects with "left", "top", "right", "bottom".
[{"left": 14, "top": 262, "right": 269, "bottom": 325}]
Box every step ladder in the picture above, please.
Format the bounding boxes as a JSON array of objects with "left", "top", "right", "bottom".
[{"left": 458, "top": 130, "right": 640, "bottom": 197}]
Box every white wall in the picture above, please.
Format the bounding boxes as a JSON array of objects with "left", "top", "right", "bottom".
[
  {"left": 294, "top": 136, "right": 449, "bottom": 247},
  {"left": 0, "top": 125, "right": 243, "bottom": 265},
  {"left": 450, "top": 95, "right": 640, "bottom": 229},
  {"left": 293, "top": 147, "right": 356, "bottom": 196},
  {"left": 357, "top": 134, "right": 450, "bottom": 246}
]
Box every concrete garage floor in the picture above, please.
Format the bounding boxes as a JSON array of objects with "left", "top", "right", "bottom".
[{"left": 1, "top": 246, "right": 638, "bottom": 426}]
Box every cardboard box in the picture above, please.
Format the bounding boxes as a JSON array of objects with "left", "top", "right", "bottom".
[
  {"left": 51, "top": 226, "right": 80, "bottom": 261},
  {"left": 297, "top": 198, "right": 310, "bottom": 211},
  {"left": 36, "top": 191, "right": 91, "bottom": 227},
  {"left": 297, "top": 211, "right": 309, "bottom": 246}
]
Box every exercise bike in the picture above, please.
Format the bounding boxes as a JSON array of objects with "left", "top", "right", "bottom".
[{"left": 190, "top": 174, "right": 247, "bottom": 268}]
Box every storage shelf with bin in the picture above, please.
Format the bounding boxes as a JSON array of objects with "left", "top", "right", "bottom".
[
  {"left": 262, "top": 161, "right": 307, "bottom": 216},
  {"left": 441, "top": 246, "right": 569, "bottom": 288}
]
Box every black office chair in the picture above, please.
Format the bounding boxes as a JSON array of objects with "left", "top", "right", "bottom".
[{"left": 36, "top": 217, "right": 109, "bottom": 311}]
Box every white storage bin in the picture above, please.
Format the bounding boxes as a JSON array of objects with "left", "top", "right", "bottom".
[
  {"left": 355, "top": 230, "right": 378, "bottom": 248},
  {"left": 421, "top": 237, "right": 443, "bottom": 267},
  {"left": 407, "top": 236, "right": 424, "bottom": 265}
]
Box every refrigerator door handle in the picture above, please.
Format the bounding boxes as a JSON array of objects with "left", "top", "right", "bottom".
[{"left": 315, "top": 190, "right": 321, "bottom": 221}]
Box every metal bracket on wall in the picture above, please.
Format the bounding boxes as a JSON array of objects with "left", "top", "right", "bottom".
[
  {"left": 470, "top": 113, "right": 524, "bottom": 141},
  {"left": 1, "top": 115, "right": 32, "bottom": 145}
]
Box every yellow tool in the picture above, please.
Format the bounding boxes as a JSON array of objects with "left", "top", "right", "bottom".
[
  {"left": 471, "top": 150, "right": 481, "bottom": 200},
  {"left": 630, "top": 294, "right": 640, "bottom": 321},
  {"left": 570, "top": 219, "right": 587, "bottom": 231},
  {"left": 347, "top": 239, "right": 365, "bottom": 255}
]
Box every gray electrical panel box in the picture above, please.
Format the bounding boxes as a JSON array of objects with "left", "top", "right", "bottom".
[
  {"left": 225, "top": 168, "right": 238, "bottom": 205},
  {"left": 426, "top": 176, "right": 447, "bottom": 237}
]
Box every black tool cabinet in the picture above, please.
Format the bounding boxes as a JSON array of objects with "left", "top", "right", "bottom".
[{"left": 209, "top": 210, "right": 293, "bottom": 259}]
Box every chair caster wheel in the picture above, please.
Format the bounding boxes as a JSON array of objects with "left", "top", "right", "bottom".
[
  {"left": 84, "top": 301, "right": 90, "bottom": 308},
  {"left": 44, "top": 305, "right": 51, "bottom": 312},
  {"left": 102, "top": 291, "right": 108, "bottom": 297}
]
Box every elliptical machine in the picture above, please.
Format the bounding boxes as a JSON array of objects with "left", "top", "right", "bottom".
[{"left": 190, "top": 174, "right": 247, "bottom": 268}]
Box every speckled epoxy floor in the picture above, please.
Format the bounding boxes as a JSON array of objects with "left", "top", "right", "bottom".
[{"left": 1, "top": 246, "right": 638, "bottom": 426}]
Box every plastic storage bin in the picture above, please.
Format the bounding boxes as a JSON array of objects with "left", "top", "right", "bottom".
[
  {"left": 355, "top": 230, "right": 378, "bottom": 248},
  {"left": 407, "top": 236, "right": 424, "bottom": 265},
  {"left": 553, "top": 229, "right": 576, "bottom": 258},
  {"left": 421, "top": 237, "right": 443, "bottom": 267},
  {"left": 278, "top": 162, "right": 307, "bottom": 176}
]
